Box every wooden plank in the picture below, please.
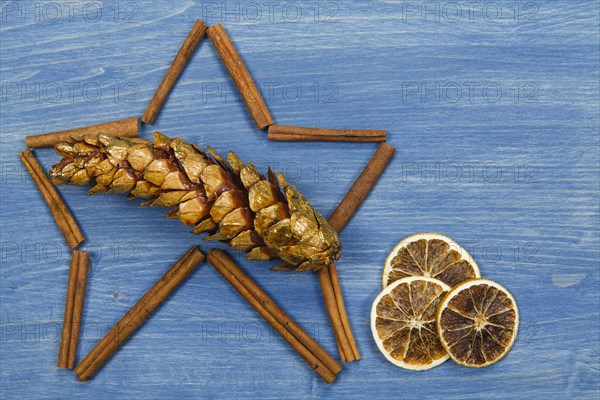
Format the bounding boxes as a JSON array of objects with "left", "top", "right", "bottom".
[{"left": 0, "top": 1, "right": 598, "bottom": 398}]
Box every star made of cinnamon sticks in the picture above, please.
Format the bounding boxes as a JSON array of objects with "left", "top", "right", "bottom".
[{"left": 21, "top": 19, "right": 395, "bottom": 382}]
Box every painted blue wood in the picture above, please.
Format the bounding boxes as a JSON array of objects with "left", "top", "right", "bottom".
[{"left": 1, "top": 1, "right": 598, "bottom": 398}]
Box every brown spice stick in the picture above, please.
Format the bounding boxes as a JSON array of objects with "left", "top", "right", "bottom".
[
  {"left": 328, "top": 142, "right": 396, "bottom": 232},
  {"left": 74, "top": 246, "right": 196, "bottom": 377},
  {"left": 328, "top": 263, "right": 360, "bottom": 359},
  {"left": 208, "top": 249, "right": 341, "bottom": 383},
  {"left": 319, "top": 142, "right": 396, "bottom": 362},
  {"left": 57, "top": 251, "right": 89, "bottom": 368},
  {"left": 57, "top": 251, "right": 80, "bottom": 368},
  {"left": 75, "top": 246, "right": 204, "bottom": 380},
  {"left": 318, "top": 266, "right": 351, "bottom": 362},
  {"left": 25, "top": 117, "right": 138, "bottom": 148},
  {"left": 67, "top": 251, "right": 89, "bottom": 368},
  {"left": 207, "top": 24, "right": 273, "bottom": 130},
  {"left": 20, "top": 150, "right": 84, "bottom": 249},
  {"left": 268, "top": 125, "right": 386, "bottom": 143},
  {"left": 142, "top": 20, "right": 208, "bottom": 125},
  {"left": 209, "top": 249, "right": 341, "bottom": 376}
]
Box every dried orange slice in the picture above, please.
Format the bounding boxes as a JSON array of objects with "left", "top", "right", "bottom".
[
  {"left": 371, "top": 276, "right": 450, "bottom": 370},
  {"left": 383, "top": 233, "right": 480, "bottom": 289},
  {"left": 436, "top": 278, "right": 519, "bottom": 368}
]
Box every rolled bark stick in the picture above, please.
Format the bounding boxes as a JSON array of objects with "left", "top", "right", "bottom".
[
  {"left": 327, "top": 263, "right": 360, "bottom": 359},
  {"left": 74, "top": 246, "right": 196, "bottom": 377},
  {"left": 209, "top": 249, "right": 341, "bottom": 375},
  {"left": 20, "top": 150, "right": 84, "bottom": 249},
  {"left": 75, "top": 246, "right": 204, "bottom": 380},
  {"left": 318, "top": 266, "right": 351, "bottom": 362},
  {"left": 208, "top": 249, "right": 341, "bottom": 383},
  {"left": 67, "top": 251, "right": 89, "bottom": 368},
  {"left": 57, "top": 251, "right": 81, "bottom": 368},
  {"left": 328, "top": 142, "right": 396, "bottom": 232},
  {"left": 207, "top": 24, "right": 273, "bottom": 130},
  {"left": 57, "top": 251, "right": 89, "bottom": 368},
  {"left": 319, "top": 142, "right": 396, "bottom": 362},
  {"left": 25, "top": 117, "right": 138, "bottom": 148},
  {"left": 268, "top": 125, "right": 386, "bottom": 143},
  {"left": 142, "top": 20, "right": 208, "bottom": 125}
]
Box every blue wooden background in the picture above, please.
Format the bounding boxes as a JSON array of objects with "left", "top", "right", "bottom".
[{"left": 1, "top": 1, "right": 598, "bottom": 398}]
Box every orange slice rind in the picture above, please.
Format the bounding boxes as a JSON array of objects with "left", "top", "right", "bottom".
[
  {"left": 383, "top": 232, "right": 480, "bottom": 289},
  {"left": 436, "top": 278, "right": 519, "bottom": 368},
  {"left": 371, "top": 276, "right": 451, "bottom": 370}
]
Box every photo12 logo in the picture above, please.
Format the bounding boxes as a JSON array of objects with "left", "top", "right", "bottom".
[
  {"left": 200, "top": 1, "right": 340, "bottom": 24},
  {"left": 199, "top": 321, "right": 335, "bottom": 344},
  {"left": 465, "top": 241, "right": 540, "bottom": 264},
  {"left": 0, "top": 241, "right": 141, "bottom": 266},
  {"left": 200, "top": 81, "right": 339, "bottom": 104},
  {"left": 399, "top": 2, "right": 539, "bottom": 23},
  {"left": 1, "top": 1, "right": 139, "bottom": 24},
  {"left": 399, "top": 162, "right": 540, "bottom": 183},
  {"left": 1, "top": 81, "right": 139, "bottom": 104},
  {"left": 401, "top": 81, "right": 539, "bottom": 104}
]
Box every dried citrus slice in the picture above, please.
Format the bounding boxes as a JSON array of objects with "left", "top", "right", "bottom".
[
  {"left": 371, "top": 276, "right": 450, "bottom": 370},
  {"left": 436, "top": 278, "right": 519, "bottom": 368},
  {"left": 383, "top": 232, "right": 480, "bottom": 289}
]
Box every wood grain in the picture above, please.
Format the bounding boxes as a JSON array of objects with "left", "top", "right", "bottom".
[{"left": 0, "top": 1, "right": 598, "bottom": 399}]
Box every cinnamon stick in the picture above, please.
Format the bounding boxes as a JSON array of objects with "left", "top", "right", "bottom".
[
  {"left": 20, "top": 150, "right": 84, "bottom": 249},
  {"left": 320, "top": 142, "right": 396, "bottom": 362},
  {"left": 68, "top": 251, "right": 89, "bottom": 368},
  {"left": 57, "top": 253, "right": 78, "bottom": 368},
  {"left": 25, "top": 117, "right": 138, "bottom": 148},
  {"left": 142, "top": 20, "right": 208, "bottom": 125},
  {"left": 58, "top": 251, "right": 89, "bottom": 368},
  {"left": 327, "top": 263, "right": 359, "bottom": 359},
  {"left": 328, "top": 142, "right": 396, "bottom": 232},
  {"left": 75, "top": 246, "right": 204, "bottom": 380},
  {"left": 207, "top": 249, "right": 341, "bottom": 383},
  {"left": 323, "top": 263, "right": 360, "bottom": 360},
  {"left": 268, "top": 125, "right": 386, "bottom": 143},
  {"left": 207, "top": 24, "right": 273, "bottom": 130},
  {"left": 318, "top": 265, "right": 352, "bottom": 361}
]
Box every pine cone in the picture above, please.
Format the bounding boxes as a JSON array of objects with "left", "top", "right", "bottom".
[{"left": 49, "top": 132, "right": 341, "bottom": 271}]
